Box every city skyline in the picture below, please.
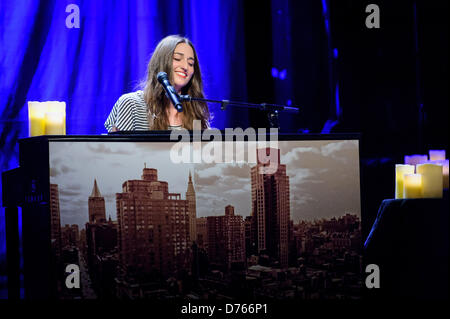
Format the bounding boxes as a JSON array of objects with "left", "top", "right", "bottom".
[
  {"left": 50, "top": 139, "right": 360, "bottom": 229},
  {"left": 50, "top": 162, "right": 362, "bottom": 299}
]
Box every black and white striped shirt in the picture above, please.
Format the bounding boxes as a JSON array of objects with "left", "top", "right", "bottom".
[
  {"left": 105, "top": 90, "right": 206, "bottom": 132},
  {"left": 104, "top": 90, "right": 150, "bottom": 132}
]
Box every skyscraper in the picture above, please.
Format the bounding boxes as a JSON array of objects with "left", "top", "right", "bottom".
[
  {"left": 186, "top": 171, "right": 197, "bottom": 243},
  {"left": 251, "top": 148, "right": 290, "bottom": 268},
  {"left": 207, "top": 205, "right": 246, "bottom": 269},
  {"left": 49, "top": 184, "right": 62, "bottom": 263},
  {"left": 196, "top": 217, "right": 208, "bottom": 250},
  {"left": 244, "top": 215, "right": 257, "bottom": 257},
  {"left": 116, "top": 167, "right": 191, "bottom": 277},
  {"left": 61, "top": 224, "right": 80, "bottom": 248},
  {"left": 85, "top": 179, "right": 118, "bottom": 297},
  {"left": 88, "top": 179, "right": 106, "bottom": 223}
]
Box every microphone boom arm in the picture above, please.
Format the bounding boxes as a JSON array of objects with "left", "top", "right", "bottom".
[{"left": 179, "top": 95, "right": 300, "bottom": 129}]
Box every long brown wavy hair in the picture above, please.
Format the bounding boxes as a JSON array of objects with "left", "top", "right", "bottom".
[{"left": 143, "top": 35, "right": 210, "bottom": 130}]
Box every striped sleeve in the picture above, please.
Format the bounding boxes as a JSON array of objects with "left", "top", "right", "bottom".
[{"left": 104, "top": 91, "right": 149, "bottom": 132}]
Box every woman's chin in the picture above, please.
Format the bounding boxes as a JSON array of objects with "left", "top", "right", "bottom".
[{"left": 174, "top": 84, "right": 184, "bottom": 93}]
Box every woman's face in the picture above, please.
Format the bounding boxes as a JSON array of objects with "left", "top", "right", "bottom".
[{"left": 171, "top": 43, "right": 195, "bottom": 93}]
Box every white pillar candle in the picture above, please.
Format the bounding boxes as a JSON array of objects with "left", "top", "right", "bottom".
[
  {"left": 425, "top": 160, "right": 449, "bottom": 189},
  {"left": 45, "top": 111, "right": 65, "bottom": 135},
  {"left": 416, "top": 163, "right": 443, "bottom": 198},
  {"left": 403, "top": 174, "right": 423, "bottom": 199},
  {"left": 28, "top": 101, "right": 46, "bottom": 136},
  {"left": 28, "top": 101, "right": 67, "bottom": 136},
  {"left": 405, "top": 155, "right": 428, "bottom": 167},
  {"left": 46, "top": 101, "right": 66, "bottom": 134},
  {"left": 429, "top": 150, "right": 446, "bottom": 161},
  {"left": 442, "top": 160, "right": 449, "bottom": 189},
  {"left": 395, "top": 164, "right": 415, "bottom": 199}
]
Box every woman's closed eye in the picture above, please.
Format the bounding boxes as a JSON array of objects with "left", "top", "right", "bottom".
[{"left": 174, "top": 57, "right": 194, "bottom": 67}]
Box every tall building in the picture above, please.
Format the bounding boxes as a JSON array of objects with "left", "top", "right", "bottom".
[
  {"left": 89, "top": 179, "right": 106, "bottom": 223},
  {"left": 85, "top": 216, "right": 118, "bottom": 298},
  {"left": 186, "top": 171, "right": 197, "bottom": 243},
  {"left": 86, "top": 180, "right": 110, "bottom": 258},
  {"left": 86, "top": 221, "right": 117, "bottom": 257},
  {"left": 251, "top": 148, "right": 290, "bottom": 268},
  {"left": 196, "top": 217, "right": 208, "bottom": 250},
  {"left": 86, "top": 180, "right": 118, "bottom": 297},
  {"left": 207, "top": 205, "right": 246, "bottom": 270},
  {"left": 116, "top": 167, "right": 191, "bottom": 277},
  {"left": 79, "top": 228, "right": 87, "bottom": 256},
  {"left": 61, "top": 224, "right": 80, "bottom": 248},
  {"left": 244, "top": 215, "right": 257, "bottom": 257},
  {"left": 49, "top": 184, "right": 62, "bottom": 263}
]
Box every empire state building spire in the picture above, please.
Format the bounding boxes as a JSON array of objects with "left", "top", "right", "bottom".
[
  {"left": 186, "top": 171, "right": 197, "bottom": 243},
  {"left": 187, "top": 171, "right": 195, "bottom": 194}
]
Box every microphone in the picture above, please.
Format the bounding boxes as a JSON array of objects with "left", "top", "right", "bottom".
[{"left": 157, "top": 71, "right": 183, "bottom": 112}]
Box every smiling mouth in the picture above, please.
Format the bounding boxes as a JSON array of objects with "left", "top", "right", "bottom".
[{"left": 175, "top": 71, "right": 187, "bottom": 78}]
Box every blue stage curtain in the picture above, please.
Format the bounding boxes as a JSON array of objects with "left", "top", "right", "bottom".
[{"left": 0, "top": 0, "right": 247, "bottom": 280}]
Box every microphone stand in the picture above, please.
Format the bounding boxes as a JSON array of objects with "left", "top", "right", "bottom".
[{"left": 179, "top": 95, "right": 300, "bottom": 129}]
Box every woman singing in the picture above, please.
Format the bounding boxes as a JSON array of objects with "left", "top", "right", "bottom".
[{"left": 105, "top": 35, "right": 210, "bottom": 132}]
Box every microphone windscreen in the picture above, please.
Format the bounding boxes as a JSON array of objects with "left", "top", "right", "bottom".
[{"left": 157, "top": 71, "right": 167, "bottom": 83}]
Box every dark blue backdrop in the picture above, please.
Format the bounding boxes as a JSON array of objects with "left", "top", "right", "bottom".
[
  {"left": 2, "top": 0, "right": 448, "bottom": 299},
  {"left": 0, "top": 0, "right": 248, "bottom": 292}
]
